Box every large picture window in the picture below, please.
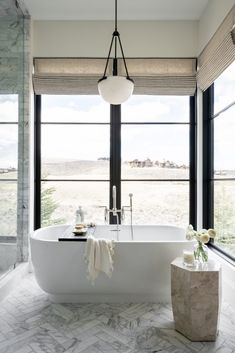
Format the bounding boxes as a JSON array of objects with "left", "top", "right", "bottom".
[
  {"left": 203, "top": 60, "right": 235, "bottom": 260},
  {"left": 35, "top": 94, "right": 196, "bottom": 229},
  {"left": 36, "top": 95, "right": 110, "bottom": 227},
  {"left": 0, "top": 95, "right": 18, "bottom": 237},
  {"left": 212, "top": 61, "right": 235, "bottom": 259},
  {"left": 121, "top": 95, "right": 192, "bottom": 226}
]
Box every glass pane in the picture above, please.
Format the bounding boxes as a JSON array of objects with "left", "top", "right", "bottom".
[
  {"left": 0, "top": 95, "right": 18, "bottom": 122},
  {"left": 41, "top": 181, "right": 109, "bottom": 227},
  {"left": 0, "top": 181, "right": 17, "bottom": 236},
  {"left": 121, "top": 181, "right": 189, "bottom": 228},
  {"left": 41, "top": 125, "right": 109, "bottom": 180},
  {"left": 41, "top": 95, "right": 109, "bottom": 123},
  {"left": 0, "top": 125, "right": 18, "bottom": 178},
  {"left": 214, "top": 104, "right": 235, "bottom": 177},
  {"left": 214, "top": 60, "right": 235, "bottom": 115},
  {"left": 122, "top": 95, "right": 189, "bottom": 122},
  {"left": 214, "top": 181, "right": 235, "bottom": 257},
  {"left": 122, "top": 125, "right": 189, "bottom": 179}
]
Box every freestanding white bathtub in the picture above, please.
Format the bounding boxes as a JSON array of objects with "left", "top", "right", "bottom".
[{"left": 30, "top": 224, "right": 194, "bottom": 303}]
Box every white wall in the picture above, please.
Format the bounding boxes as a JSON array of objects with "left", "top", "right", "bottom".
[
  {"left": 33, "top": 20, "right": 198, "bottom": 57},
  {"left": 33, "top": 0, "right": 235, "bottom": 58},
  {"left": 198, "top": 0, "right": 235, "bottom": 54}
]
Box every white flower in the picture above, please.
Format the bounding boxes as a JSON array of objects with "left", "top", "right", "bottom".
[
  {"left": 199, "top": 233, "right": 210, "bottom": 244},
  {"left": 186, "top": 225, "right": 196, "bottom": 240},
  {"left": 186, "top": 224, "right": 216, "bottom": 245},
  {"left": 199, "top": 229, "right": 207, "bottom": 234},
  {"left": 186, "top": 224, "right": 212, "bottom": 263},
  {"left": 208, "top": 228, "right": 216, "bottom": 238}
]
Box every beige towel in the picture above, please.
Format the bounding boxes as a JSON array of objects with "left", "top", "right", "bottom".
[{"left": 84, "top": 236, "right": 115, "bottom": 283}]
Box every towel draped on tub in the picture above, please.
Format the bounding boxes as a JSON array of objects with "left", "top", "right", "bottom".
[{"left": 84, "top": 235, "right": 115, "bottom": 283}]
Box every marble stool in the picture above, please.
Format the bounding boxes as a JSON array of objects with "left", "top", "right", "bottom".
[{"left": 171, "top": 257, "right": 221, "bottom": 341}]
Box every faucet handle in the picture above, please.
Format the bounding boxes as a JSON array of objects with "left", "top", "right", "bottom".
[
  {"left": 121, "top": 207, "right": 125, "bottom": 221},
  {"left": 97, "top": 206, "right": 108, "bottom": 223}
]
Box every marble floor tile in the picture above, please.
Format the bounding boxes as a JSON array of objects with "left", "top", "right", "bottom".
[{"left": 0, "top": 274, "right": 234, "bottom": 353}]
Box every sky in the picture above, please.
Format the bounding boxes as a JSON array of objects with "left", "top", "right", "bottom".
[
  {"left": 40, "top": 94, "right": 189, "bottom": 165},
  {"left": 0, "top": 60, "right": 235, "bottom": 169}
]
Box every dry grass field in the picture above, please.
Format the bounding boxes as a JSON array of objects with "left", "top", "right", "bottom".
[{"left": 1, "top": 161, "right": 235, "bottom": 256}]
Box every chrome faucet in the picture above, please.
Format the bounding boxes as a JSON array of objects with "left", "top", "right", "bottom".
[
  {"left": 98, "top": 186, "right": 121, "bottom": 239},
  {"left": 121, "top": 193, "right": 133, "bottom": 222},
  {"left": 99, "top": 187, "right": 133, "bottom": 239}
]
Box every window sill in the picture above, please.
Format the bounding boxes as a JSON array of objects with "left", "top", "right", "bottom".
[{"left": 208, "top": 243, "right": 235, "bottom": 267}]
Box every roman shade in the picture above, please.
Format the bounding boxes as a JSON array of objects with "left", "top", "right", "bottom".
[
  {"left": 33, "top": 57, "right": 196, "bottom": 96},
  {"left": 33, "top": 58, "right": 111, "bottom": 95},
  {"left": 197, "top": 5, "right": 235, "bottom": 91}
]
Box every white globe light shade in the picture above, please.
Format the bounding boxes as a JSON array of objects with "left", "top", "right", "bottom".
[{"left": 98, "top": 76, "right": 134, "bottom": 105}]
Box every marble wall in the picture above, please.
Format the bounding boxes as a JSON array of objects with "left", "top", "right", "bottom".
[{"left": 0, "top": 0, "right": 31, "bottom": 262}]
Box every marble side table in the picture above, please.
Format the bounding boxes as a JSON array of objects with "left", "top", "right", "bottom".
[{"left": 171, "top": 257, "right": 221, "bottom": 341}]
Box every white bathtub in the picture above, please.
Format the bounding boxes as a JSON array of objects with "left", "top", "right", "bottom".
[{"left": 30, "top": 224, "right": 194, "bottom": 303}]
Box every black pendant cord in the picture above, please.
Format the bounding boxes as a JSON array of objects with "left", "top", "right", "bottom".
[
  {"left": 115, "top": 0, "right": 117, "bottom": 31},
  {"left": 99, "top": 35, "right": 115, "bottom": 80},
  {"left": 117, "top": 35, "right": 132, "bottom": 81},
  {"left": 98, "top": 0, "right": 133, "bottom": 82}
]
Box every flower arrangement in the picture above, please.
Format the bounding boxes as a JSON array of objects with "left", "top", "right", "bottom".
[{"left": 186, "top": 225, "right": 216, "bottom": 262}]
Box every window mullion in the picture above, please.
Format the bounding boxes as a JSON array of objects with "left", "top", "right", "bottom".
[
  {"left": 189, "top": 94, "right": 197, "bottom": 227},
  {"left": 110, "top": 105, "right": 121, "bottom": 224},
  {"left": 203, "top": 85, "right": 214, "bottom": 229},
  {"left": 34, "top": 94, "right": 41, "bottom": 230}
]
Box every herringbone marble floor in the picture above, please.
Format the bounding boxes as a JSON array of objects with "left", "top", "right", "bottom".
[{"left": 0, "top": 274, "right": 235, "bottom": 353}]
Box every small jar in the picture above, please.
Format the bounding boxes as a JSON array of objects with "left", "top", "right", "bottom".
[{"left": 183, "top": 250, "right": 195, "bottom": 267}]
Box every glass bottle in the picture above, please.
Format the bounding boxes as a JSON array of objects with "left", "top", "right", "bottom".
[{"left": 194, "top": 241, "right": 209, "bottom": 263}]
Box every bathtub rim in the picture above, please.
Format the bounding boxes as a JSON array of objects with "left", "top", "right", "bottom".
[{"left": 30, "top": 223, "right": 194, "bottom": 244}]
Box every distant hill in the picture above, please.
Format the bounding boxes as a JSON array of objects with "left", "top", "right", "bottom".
[{"left": 42, "top": 160, "right": 109, "bottom": 177}]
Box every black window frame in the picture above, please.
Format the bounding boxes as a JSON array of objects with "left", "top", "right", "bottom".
[
  {"left": 203, "top": 85, "right": 235, "bottom": 264},
  {"left": 34, "top": 94, "right": 197, "bottom": 229}
]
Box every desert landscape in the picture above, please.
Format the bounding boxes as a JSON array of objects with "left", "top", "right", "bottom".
[{"left": 1, "top": 159, "right": 235, "bottom": 256}]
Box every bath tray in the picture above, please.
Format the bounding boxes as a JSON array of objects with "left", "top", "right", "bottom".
[
  {"left": 58, "top": 236, "right": 88, "bottom": 242},
  {"left": 58, "top": 226, "right": 94, "bottom": 241}
]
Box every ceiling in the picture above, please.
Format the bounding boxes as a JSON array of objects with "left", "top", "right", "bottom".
[{"left": 21, "top": 0, "right": 209, "bottom": 21}]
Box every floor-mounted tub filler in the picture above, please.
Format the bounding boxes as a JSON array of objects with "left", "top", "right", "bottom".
[{"left": 30, "top": 224, "right": 194, "bottom": 303}]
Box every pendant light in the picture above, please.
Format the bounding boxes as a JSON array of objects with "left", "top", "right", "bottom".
[{"left": 98, "top": 0, "right": 134, "bottom": 105}]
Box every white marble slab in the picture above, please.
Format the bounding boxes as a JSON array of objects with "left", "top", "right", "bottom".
[
  {"left": 0, "top": 273, "right": 234, "bottom": 352},
  {"left": 171, "top": 257, "right": 221, "bottom": 341}
]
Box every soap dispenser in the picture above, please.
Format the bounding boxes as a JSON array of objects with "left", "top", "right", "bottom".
[
  {"left": 75, "top": 208, "right": 81, "bottom": 224},
  {"left": 75, "top": 206, "right": 84, "bottom": 223},
  {"left": 79, "top": 206, "right": 85, "bottom": 222}
]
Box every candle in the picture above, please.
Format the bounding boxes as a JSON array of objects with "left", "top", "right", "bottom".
[
  {"left": 183, "top": 250, "right": 195, "bottom": 266},
  {"left": 112, "top": 185, "right": 116, "bottom": 210}
]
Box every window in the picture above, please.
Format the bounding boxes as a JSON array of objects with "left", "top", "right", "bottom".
[
  {"left": 121, "top": 95, "right": 192, "bottom": 227},
  {"left": 36, "top": 95, "right": 110, "bottom": 227},
  {"left": 204, "top": 61, "right": 235, "bottom": 260},
  {"left": 35, "top": 94, "right": 195, "bottom": 228},
  {"left": 0, "top": 95, "right": 18, "bottom": 236}
]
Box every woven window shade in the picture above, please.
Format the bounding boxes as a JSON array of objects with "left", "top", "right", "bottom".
[
  {"left": 197, "top": 5, "right": 235, "bottom": 91},
  {"left": 118, "top": 58, "right": 196, "bottom": 96},
  {"left": 33, "top": 58, "right": 111, "bottom": 95},
  {"left": 33, "top": 57, "right": 196, "bottom": 96}
]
